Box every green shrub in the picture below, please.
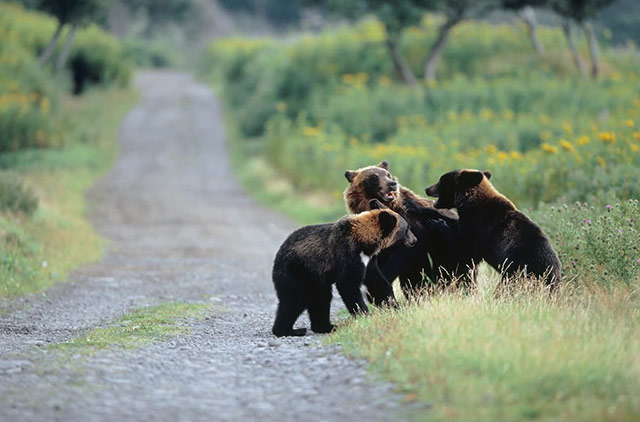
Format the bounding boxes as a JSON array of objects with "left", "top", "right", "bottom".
[
  {"left": 122, "top": 38, "right": 178, "bottom": 68},
  {"left": 0, "top": 3, "right": 132, "bottom": 94},
  {"left": 0, "top": 172, "right": 38, "bottom": 216}
]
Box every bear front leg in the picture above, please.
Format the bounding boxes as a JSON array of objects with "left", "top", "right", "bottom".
[
  {"left": 307, "top": 284, "right": 335, "bottom": 334},
  {"left": 363, "top": 255, "right": 397, "bottom": 307},
  {"left": 336, "top": 276, "right": 369, "bottom": 316}
]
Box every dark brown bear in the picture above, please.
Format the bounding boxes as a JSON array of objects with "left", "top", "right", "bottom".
[
  {"left": 271, "top": 209, "right": 417, "bottom": 337},
  {"left": 343, "top": 161, "right": 475, "bottom": 302},
  {"left": 422, "top": 169, "right": 561, "bottom": 286}
]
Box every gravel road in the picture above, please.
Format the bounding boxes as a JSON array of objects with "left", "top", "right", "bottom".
[{"left": 0, "top": 71, "right": 417, "bottom": 421}]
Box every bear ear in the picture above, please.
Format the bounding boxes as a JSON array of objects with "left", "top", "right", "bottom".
[
  {"left": 378, "top": 160, "right": 389, "bottom": 170},
  {"left": 483, "top": 170, "right": 492, "bottom": 180},
  {"left": 345, "top": 170, "right": 357, "bottom": 183},
  {"left": 458, "top": 170, "right": 484, "bottom": 189},
  {"left": 378, "top": 210, "right": 397, "bottom": 238}
]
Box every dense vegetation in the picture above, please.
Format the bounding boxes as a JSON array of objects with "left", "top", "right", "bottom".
[
  {"left": 0, "top": 3, "right": 135, "bottom": 298},
  {"left": 202, "top": 14, "right": 640, "bottom": 421}
]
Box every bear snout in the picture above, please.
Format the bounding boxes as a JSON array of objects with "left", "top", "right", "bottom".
[
  {"left": 425, "top": 184, "right": 439, "bottom": 197},
  {"left": 404, "top": 230, "right": 417, "bottom": 247}
]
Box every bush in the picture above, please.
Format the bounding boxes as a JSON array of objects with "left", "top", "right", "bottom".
[
  {"left": 0, "top": 38, "right": 59, "bottom": 152},
  {"left": 123, "top": 38, "right": 179, "bottom": 68},
  {"left": 0, "top": 172, "right": 38, "bottom": 216},
  {"left": 0, "top": 3, "right": 132, "bottom": 94}
]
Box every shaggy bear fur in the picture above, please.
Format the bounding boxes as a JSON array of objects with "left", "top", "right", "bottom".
[
  {"left": 343, "top": 161, "right": 475, "bottom": 302},
  {"left": 271, "top": 209, "right": 417, "bottom": 337},
  {"left": 423, "top": 169, "right": 561, "bottom": 286}
]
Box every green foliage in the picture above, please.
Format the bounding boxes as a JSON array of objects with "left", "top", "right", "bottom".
[
  {"left": 0, "top": 3, "right": 132, "bottom": 94},
  {"left": 0, "top": 172, "right": 38, "bottom": 216},
  {"left": 536, "top": 199, "right": 640, "bottom": 288},
  {"left": 122, "top": 38, "right": 178, "bottom": 68}
]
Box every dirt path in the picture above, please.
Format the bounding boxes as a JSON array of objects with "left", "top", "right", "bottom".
[{"left": 0, "top": 71, "right": 414, "bottom": 421}]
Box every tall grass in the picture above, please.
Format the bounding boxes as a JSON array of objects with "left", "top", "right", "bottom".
[{"left": 331, "top": 272, "right": 640, "bottom": 421}]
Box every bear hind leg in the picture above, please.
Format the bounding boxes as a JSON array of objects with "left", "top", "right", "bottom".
[{"left": 272, "top": 281, "right": 308, "bottom": 337}]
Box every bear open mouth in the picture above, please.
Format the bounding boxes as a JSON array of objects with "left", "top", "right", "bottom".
[{"left": 379, "top": 190, "right": 397, "bottom": 203}]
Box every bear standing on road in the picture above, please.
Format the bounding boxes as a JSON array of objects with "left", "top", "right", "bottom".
[
  {"left": 271, "top": 209, "right": 417, "bottom": 337},
  {"left": 420, "top": 169, "right": 561, "bottom": 287}
]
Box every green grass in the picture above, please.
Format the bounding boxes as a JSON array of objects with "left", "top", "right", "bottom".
[
  {"left": 0, "top": 87, "right": 138, "bottom": 298},
  {"left": 51, "top": 302, "right": 211, "bottom": 352},
  {"left": 226, "top": 118, "right": 345, "bottom": 225},
  {"left": 329, "top": 271, "right": 640, "bottom": 421}
]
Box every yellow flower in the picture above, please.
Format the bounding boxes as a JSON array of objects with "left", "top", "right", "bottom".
[
  {"left": 541, "top": 143, "right": 558, "bottom": 154},
  {"left": 559, "top": 139, "right": 574, "bottom": 152},
  {"left": 599, "top": 132, "right": 616, "bottom": 144},
  {"left": 509, "top": 151, "right": 522, "bottom": 160},
  {"left": 497, "top": 151, "right": 508, "bottom": 162},
  {"left": 631, "top": 144, "right": 639, "bottom": 152},
  {"left": 302, "top": 126, "right": 320, "bottom": 136},
  {"left": 341, "top": 74, "right": 354, "bottom": 84},
  {"left": 480, "top": 108, "right": 494, "bottom": 120},
  {"left": 485, "top": 145, "right": 497, "bottom": 154},
  {"left": 633, "top": 132, "right": 640, "bottom": 140},
  {"left": 596, "top": 156, "right": 606, "bottom": 167},
  {"left": 576, "top": 135, "right": 590, "bottom": 146},
  {"left": 562, "top": 122, "right": 573, "bottom": 135},
  {"left": 626, "top": 119, "right": 634, "bottom": 128}
]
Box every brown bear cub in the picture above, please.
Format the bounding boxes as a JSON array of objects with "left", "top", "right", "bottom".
[
  {"left": 344, "top": 161, "right": 474, "bottom": 303},
  {"left": 271, "top": 209, "right": 416, "bottom": 337},
  {"left": 421, "top": 169, "right": 561, "bottom": 286}
]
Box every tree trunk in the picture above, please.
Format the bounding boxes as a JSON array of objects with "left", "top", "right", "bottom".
[
  {"left": 520, "top": 6, "right": 544, "bottom": 55},
  {"left": 55, "top": 24, "right": 78, "bottom": 71},
  {"left": 385, "top": 38, "right": 417, "bottom": 86},
  {"left": 423, "top": 12, "right": 462, "bottom": 82},
  {"left": 561, "top": 18, "right": 586, "bottom": 78},
  {"left": 38, "top": 21, "right": 64, "bottom": 65},
  {"left": 582, "top": 21, "right": 600, "bottom": 79}
]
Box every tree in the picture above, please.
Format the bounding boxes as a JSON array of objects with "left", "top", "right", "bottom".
[
  {"left": 32, "top": 0, "right": 105, "bottom": 66},
  {"left": 422, "top": 0, "right": 501, "bottom": 82},
  {"left": 549, "top": 0, "right": 616, "bottom": 78},
  {"left": 502, "top": 1, "right": 550, "bottom": 55}
]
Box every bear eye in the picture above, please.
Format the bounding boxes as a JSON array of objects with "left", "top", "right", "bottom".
[{"left": 386, "top": 172, "right": 391, "bottom": 177}]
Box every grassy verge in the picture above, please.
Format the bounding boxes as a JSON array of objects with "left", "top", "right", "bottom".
[
  {"left": 50, "top": 302, "right": 211, "bottom": 352},
  {"left": 0, "top": 87, "right": 138, "bottom": 298},
  {"left": 330, "top": 272, "right": 640, "bottom": 421},
  {"left": 225, "top": 116, "right": 345, "bottom": 225}
]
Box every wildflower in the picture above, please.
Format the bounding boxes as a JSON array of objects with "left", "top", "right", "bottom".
[
  {"left": 562, "top": 122, "right": 573, "bottom": 135},
  {"left": 559, "top": 139, "right": 574, "bottom": 152},
  {"left": 625, "top": 119, "right": 634, "bottom": 128},
  {"left": 596, "top": 156, "right": 606, "bottom": 167},
  {"left": 633, "top": 132, "right": 640, "bottom": 140},
  {"left": 584, "top": 219, "right": 591, "bottom": 225},
  {"left": 631, "top": 144, "right": 639, "bottom": 152},
  {"left": 576, "top": 135, "right": 590, "bottom": 146},
  {"left": 502, "top": 109, "right": 514, "bottom": 120},
  {"left": 637, "top": 259, "right": 640, "bottom": 263},
  {"left": 541, "top": 143, "right": 558, "bottom": 154},
  {"left": 606, "top": 204, "right": 612, "bottom": 210},
  {"left": 509, "top": 151, "right": 522, "bottom": 160},
  {"left": 599, "top": 132, "right": 616, "bottom": 144},
  {"left": 485, "top": 145, "right": 497, "bottom": 154},
  {"left": 302, "top": 126, "right": 320, "bottom": 136},
  {"left": 618, "top": 229, "right": 623, "bottom": 234}
]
